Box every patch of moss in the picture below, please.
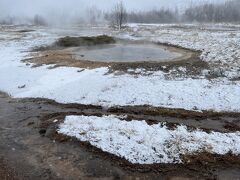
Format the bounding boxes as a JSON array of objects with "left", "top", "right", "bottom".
[{"left": 55, "top": 35, "right": 116, "bottom": 47}]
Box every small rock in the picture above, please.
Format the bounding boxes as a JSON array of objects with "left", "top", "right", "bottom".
[
  {"left": 39, "top": 129, "right": 46, "bottom": 135},
  {"left": 18, "top": 84, "right": 26, "bottom": 89},
  {"left": 77, "top": 69, "right": 85, "bottom": 73},
  {"left": 45, "top": 125, "right": 56, "bottom": 138},
  {"left": 27, "top": 122, "right": 34, "bottom": 126}
]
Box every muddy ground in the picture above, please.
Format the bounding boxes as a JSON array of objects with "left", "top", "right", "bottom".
[{"left": 1, "top": 91, "right": 240, "bottom": 179}]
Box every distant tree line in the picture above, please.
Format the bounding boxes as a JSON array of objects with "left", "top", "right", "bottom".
[
  {"left": 105, "top": 0, "right": 240, "bottom": 25},
  {"left": 33, "top": 15, "right": 47, "bottom": 26},
  {"left": 0, "top": 16, "right": 14, "bottom": 25},
  {"left": 1, "top": 0, "right": 240, "bottom": 26},
  {"left": 126, "top": 9, "right": 179, "bottom": 24},
  {"left": 183, "top": 0, "right": 240, "bottom": 22}
]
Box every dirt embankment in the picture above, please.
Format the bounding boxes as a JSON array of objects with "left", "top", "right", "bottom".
[{"left": 1, "top": 91, "right": 240, "bottom": 179}]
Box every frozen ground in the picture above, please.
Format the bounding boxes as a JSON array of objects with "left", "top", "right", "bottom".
[
  {"left": 0, "top": 24, "right": 239, "bottom": 112},
  {"left": 59, "top": 115, "right": 240, "bottom": 164}
]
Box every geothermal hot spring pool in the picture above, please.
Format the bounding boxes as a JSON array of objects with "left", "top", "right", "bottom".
[{"left": 73, "top": 43, "right": 183, "bottom": 62}]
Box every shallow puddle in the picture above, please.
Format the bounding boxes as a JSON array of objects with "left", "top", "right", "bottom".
[{"left": 73, "top": 43, "right": 182, "bottom": 62}]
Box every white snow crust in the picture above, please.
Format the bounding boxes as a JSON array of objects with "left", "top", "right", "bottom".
[{"left": 58, "top": 115, "right": 240, "bottom": 164}]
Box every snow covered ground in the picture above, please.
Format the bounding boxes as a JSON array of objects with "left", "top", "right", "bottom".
[
  {"left": 126, "top": 23, "right": 240, "bottom": 79},
  {"left": 0, "top": 24, "right": 239, "bottom": 112},
  {"left": 58, "top": 115, "right": 240, "bottom": 164},
  {"left": 1, "top": 24, "right": 239, "bottom": 165}
]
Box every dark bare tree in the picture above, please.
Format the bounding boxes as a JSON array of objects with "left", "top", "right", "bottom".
[{"left": 111, "top": 1, "right": 127, "bottom": 30}]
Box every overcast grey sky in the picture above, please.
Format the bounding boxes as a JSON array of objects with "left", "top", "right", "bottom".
[{"left": 0, "top": 0, "right": 228, "bottom": 17}]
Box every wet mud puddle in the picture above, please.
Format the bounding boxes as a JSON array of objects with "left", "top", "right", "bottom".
[{"left": 73, "top": 43, "right": 182, "bottom": 62}]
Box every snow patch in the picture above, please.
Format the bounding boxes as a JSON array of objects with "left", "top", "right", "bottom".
[{"left": 58, "top": 115, "right": 240, "bottom": 164}]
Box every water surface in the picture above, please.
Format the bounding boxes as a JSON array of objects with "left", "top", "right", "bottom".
[{"left": 73, "top": 43, "right": 182, "bottom": 62}]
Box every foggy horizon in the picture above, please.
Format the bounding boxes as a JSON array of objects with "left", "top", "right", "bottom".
[{"left": 0, "top": 0, "right": 228, "bottom": 17}]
